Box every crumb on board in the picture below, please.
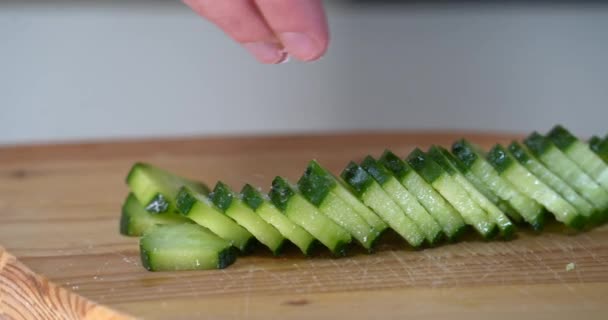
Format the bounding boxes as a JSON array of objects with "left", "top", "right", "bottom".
[{"left": 565, "top": 262, "right": 576, "bottom": 272}]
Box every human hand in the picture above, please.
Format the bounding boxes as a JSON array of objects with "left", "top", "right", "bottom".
[{"left": 183, "top": 0, "right": 329, "bottom": 64}]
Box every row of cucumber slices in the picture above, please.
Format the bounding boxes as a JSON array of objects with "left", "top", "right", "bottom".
[{"left": 120, "top": 126, "right": 608, "bottom": 271}]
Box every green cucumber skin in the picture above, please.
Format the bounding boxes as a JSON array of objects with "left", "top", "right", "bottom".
[
  {"left": 379, "top": 149, "right": 413, "bottom": 180},
  {"left": 297, "top": 160, "right": 335, "bottom": 207},
  {"left": 361, "top": 155, "right": 395, "bottom": 186},
  {"left": 488, "top": 145, "right": 585, "bottom": 230},
  {"left": 140, "top": 224, "right": 236, "bottom": 271},
  {"left": 508, "top": 142, "right": 600, "bottom": 224},
  {"left": 300, "top": 160, "right": 388, "bottom": 233},
  {"left": 176, "top": 186, "right": 254, "bottom": 252},
  {"left": 407, "top": 148, "right": 444, "bottom": 183},
  {"left": 362, "top": 156, "right": 443, "bottom": 245},
  {"left": 269, "top": 177, "right": 352, "bottom": 256},
  {"left": 268, "top": 176, "right": 294, "bottom": 212},
  {"left": 240, "top": 184, "right": 265, "bottom": 211},
  {"left": 524, "top": 133, "right": 608, "bottom": 213},
  {"left": 299, "top": 161, "right": 380, "bottom": 249},
  {"left": 548, "top": 126, "right": 608, "bottom": 192},
  {"left": 546, "top": 125, "right": 577, "bottom": 150},
  {"left": 453, "top": 139, "right": 543, "bottom": 227},
  {"left": 380, "top": 150, "right": 466, "bottom": 241},
  {"left": 120, "top": 193, "right": 191, "bottom": 237},
  {"left": 210, "top": 182, "right": 234, "bottom": 212},
  {"left": 589, "top": 136, "right": 608, "bottom": 163},
  {"left": 126, "top": 162, "right": 209, "bottom": 214},
  {"left": 241, "top": 184, "right": 316, "bottom": 255},
  {"left": 426, "top": 146, "right": 458, "bottom": 176},
  {"left": 341, "top": 162, "right": 375, "bottom": 197},
  {"left": 211, "top": 182, "right": 285, "bottom": 254}
]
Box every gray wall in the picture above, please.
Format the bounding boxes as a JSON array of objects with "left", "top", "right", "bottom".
[{"left": 2, "top": 2, "right": 607, "bottom": 144}]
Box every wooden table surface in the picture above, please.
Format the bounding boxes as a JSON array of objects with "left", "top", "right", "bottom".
[{"left": 0, "top": 132, "right": 607, "bottom": 320}]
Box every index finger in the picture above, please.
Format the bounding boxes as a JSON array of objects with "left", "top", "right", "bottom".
[{"left": 254, "top": 0, "right": 329, "bottom": 62}]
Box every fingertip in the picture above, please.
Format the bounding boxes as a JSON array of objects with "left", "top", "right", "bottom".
[
  {"left": 243, "top": 42, "right": 288, "bottom": 64},
  {"left": 279, "top": 32, "right": 327, "bottom": 62}
]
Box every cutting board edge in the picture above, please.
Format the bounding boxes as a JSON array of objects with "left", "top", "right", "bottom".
[{"left": 0, "top": 245, "right": 132, "bottom": 320}]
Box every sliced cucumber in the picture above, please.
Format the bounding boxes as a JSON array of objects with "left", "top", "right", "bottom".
[
  {"left": 269, "top": 177, "right": 352, "bottom": 256},
  {"left": 298, "top": 161, "right": 379, "bottom": 250},
  {"left": 487, "top": 144, "right": 585, "bottom": 230},
  {"left": 140, "top": 224, "right": 236, "bottom": 271},
  {"left": 524, "top": 132, "right": 608, "bottom": 213},
  {"left": 547, "top": 125, "right": 608, "bottom": 191},
  {"left": 438, "top": 145, "right": 520, "bottom": 221},
  {"left": 508, "top": 141, "right": 600, "bottom": 224},
  {"left": 210, "top": 182, "right": 285, "bottom": 254},
  {"left": 452, "top": 139, "right": 544, "bottom": 229},
  {"left": 126, "top": 162, "right": 209, "bottom": 214},
  {"left": 176, "top": 186, "right": 254, "bottom": 252},
  {"left": 241, "top": 184, "right": 316, "bottom": 255},
  {"left": 407, "top": 148, "right": 496, "bottom": 239},
  {"left": 341, "top": 162, "right": 425, "bottom": 248},
  {"left": 360, "top": 156, "right": 443, "bottom": 245},
  {"left": 590, "top": 136, "right": 608, "bottom": 163},
  {"left": 299, "top": 161, "right": 388, "bottom": 236},
  {"left": 428, "top": 146, "right": 514, "bottom": 238},
  {"left": 120, "top": 193, "right": 191, "bottom": 237},
  {"left": 379, "top": 150, "right": 465, "bottom": 241}
]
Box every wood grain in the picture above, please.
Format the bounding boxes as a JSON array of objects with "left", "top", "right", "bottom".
[
  {"left": 0, "top": 131, "right": 607, "bottom": 319},
  {"left": 0, "top": 246, "right": 130, "bottom": 320}
]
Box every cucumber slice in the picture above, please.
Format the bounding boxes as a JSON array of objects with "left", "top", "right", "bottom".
[
  {"left": 140, "top": 224, "right": 236, "bottom": 271},
  {"left": 452, "top": 139, "right": 544, "bottom": 229},
  {"left": 176, "top": 186, "right": 254, "bottom": 252},
  {"left": 341, "top": 162, "right": 425, "bottom": 248},
  {"left": 126, "top": 162, "right": 209, "bottom": 214},
  {"left": 437, "top": 145, "right": 520, "bottom": 222},
  {"left": 331, "top": 182, "right": 389, "bottom": 234},
  {"left": 548, "top": 125, "right": 608, "bottom": 191},
  {"left": 428, "top": 146, "right": 514, "bottom": 238},
  {"left": 210, "top": 182, "right": 285, "bottom": 254},
  {"left": 487, "top": 144, "right": 585, "bottom": 230},
  {"left": 524, "top": 132, "right": 608, "bottom": 213},
  {"left": 298, "top": 161, "right": 379, "bottom": 250},
  {"left": 241, "top": 184, "right": 316, "bottom": 255},
  {"left": 508, "top": 141, "right": 600, "bottom": 224},
  {"left": 407, "top": 148, "right": 497, "bottom": 239},
  {"left": 269, "top": 177, "right": 352, "bottom": 256},
  {"left": 360, "top": 156, "right": 443, "bottom": 245},
  {"left": 590, "top": 136, "right": 608, "bottom": 163},
  {"left": 298, "top": 161, "right": 388, "bottom": 236},
  {"left": 120, "top": 193, "right": 191, "bottom": 237},
  {"left": 379, "top": 150, "right": 466, "bottom": 241}
]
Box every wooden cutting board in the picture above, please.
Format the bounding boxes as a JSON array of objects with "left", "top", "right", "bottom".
[{"left": 1, "top": 132, "right": 607, "bottom": 320}]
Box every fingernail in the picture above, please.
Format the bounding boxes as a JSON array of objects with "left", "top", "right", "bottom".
[
  {"left": 243, "top": 42, "right": 286, "bottom": 64},
  {"left": 279, "top": 32, "right": 323, "bottom": 61},
  {"left": 278, "top": 54, "right": 290, "bottom": 64}
]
